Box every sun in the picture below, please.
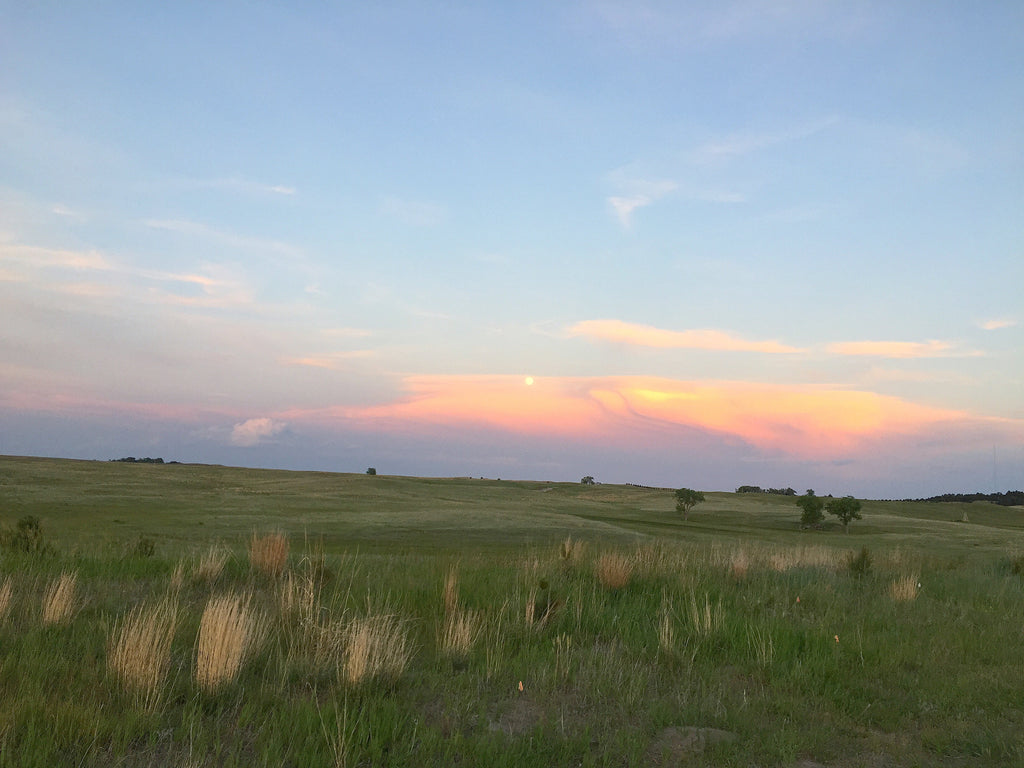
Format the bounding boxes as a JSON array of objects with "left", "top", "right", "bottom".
[{"left": 524, "top": 376, "right": 535, "bottom": 386}]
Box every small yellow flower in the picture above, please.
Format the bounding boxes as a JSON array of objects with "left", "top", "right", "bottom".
[
  {"left": 834, "top": 634, "right": 839, "bottom": 643},
  {"left": 518, "top": 680, "right": 524, "bottom": 692}
]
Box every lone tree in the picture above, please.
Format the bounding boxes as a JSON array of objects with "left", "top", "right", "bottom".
[
  {"left": 796, "top": 489, "right": 825, "bottom": 528},
  {"left": 365, "top": 467, "right": 377, "bottom": 476},
  {"left": 674, "top": 488, "right": 705, "bottom": 520},
  {"left": 580, "top": 476, "right": 596, "bottom": 485},
  {"left": 827, "top": 495, "right": 862, "bottom": 532}
]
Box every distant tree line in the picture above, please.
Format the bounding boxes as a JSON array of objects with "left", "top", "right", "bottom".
[
  {"left": 736, "top": 485, "right": 797, "bottom": 496},
  {"left": 110, "top": 457, "right": 180, "bottom": 464},
  {"left": 906, "top": 491, "right": 1024, "bottom": 506}
]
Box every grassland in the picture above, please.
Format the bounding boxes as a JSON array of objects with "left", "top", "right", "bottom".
[{"left": 1, "top": 454, "right": 1023, "bottom": 767}]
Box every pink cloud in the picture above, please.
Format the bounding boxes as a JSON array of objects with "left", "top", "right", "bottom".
[
  {"left": 568, "top": 319, "right": 804, "bottom": 354},
  {"left": 826, "top": 339, "right": 961, "bottom": 358},
  {"left": 281, "top": 374, "right": 1006, "bottom": 462}
]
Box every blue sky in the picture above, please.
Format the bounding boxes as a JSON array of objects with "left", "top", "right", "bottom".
[{"left": 1, "top": 2, "right": 1021, "bottom": 497}]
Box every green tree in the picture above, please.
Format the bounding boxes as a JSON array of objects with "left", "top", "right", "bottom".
[
  {"left": 674, "top": 488, "right": 705, "bottom": 520},
  {"left": 365, "top": 467, "right": 377, "bottom": 476},
  {"left": 796, "top": 489, "right": 825, "bottom": 528},
  {"left": 580, "top": 476, "right": 596, "bottom": 485},
  {"left": 827, "top": 495, "right": 862, "bottom": 532}
]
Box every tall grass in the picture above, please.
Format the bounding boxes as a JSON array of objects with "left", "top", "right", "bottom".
[
  {"left": 595, "top": 552, "right": 633, "bottom": 590},
  {"left": 342, "top": 613, "right": 411, "bottom": 685},
  {"left": 108, "top": 597, "right": 178, "bottom": 709},
  {"left": 890, "top": 573, "right": 920, "bottom": 602},
  {"left": 195, "top": 544, "right": 229, "bottom": 583},
  {"left": 195, "top": 591, "right": 268, "bottom": 693},
  {"left": 250, "top": 531, "right": 289, "bottom": 576},
  {"left": 0, "top": 576, "right": 12, "bottom": 621},
  {"left": 41, "top": 570, "right": 77, "bottom": 625}
]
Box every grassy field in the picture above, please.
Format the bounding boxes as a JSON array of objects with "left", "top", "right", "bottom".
[{"left": 1, "top": 454, "right": 1023, "bottom": 767}]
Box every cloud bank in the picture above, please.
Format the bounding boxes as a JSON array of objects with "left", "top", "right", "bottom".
[{"left": 230, "top": 418, "right": 286, "bottom": 447}]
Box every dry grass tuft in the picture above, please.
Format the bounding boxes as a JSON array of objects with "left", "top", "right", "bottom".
[
  {"left": 890, "top": 573, "right": 920, "bottom": 602},
  {"left": 195, "top": 545, "right": 229, "bottom": 583},
  {"left": 169, "top": 559, "right": 188, "bottom": 593},
  {"left": 559, "top": 536, "right": 586, "bottom": 565},
  {"left": 342, "top": 613, "right": 411, "bottom": 685},
  {"left": 442, "top": 566, "right": 460, "bottom": 615},
  {"left": 250, "top": 531, "right": 289, "bottom": 577},
  {"left": 195, "top": 592, "right": 268, "bottom": 693},
  {"left": 595, "top": 552, "right": 633, "bottom": 590},
  {"left": 439, "top": 608, "right": 481, "bottom": 659},
  {"left": 658, "top": 603, "right": 675, "bottom": 655},
  {"left": 41, "top": 571, "right": 77, "bottom": 625},
  {"left": 687, "top": 592, "right": 723, "bottom": 637},
  {"left": 0, "top": 577, "right": 12, "bottom": 621},
  {"left": 108, "top": 597, "right": 178, "bottom": 709},
  {"left": 729, "top": 549, "right": 749, "bottom": 580}
]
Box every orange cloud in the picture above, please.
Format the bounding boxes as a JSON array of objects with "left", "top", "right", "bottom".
[
  {"left": 569, "top": 319, "right": 803, "bottom": 353},
  {"left": 826, "top": 340, "right": 955, "bottom": 358},
  {"left": 323, "top": 375, "right": 970, "bottom": 460}
]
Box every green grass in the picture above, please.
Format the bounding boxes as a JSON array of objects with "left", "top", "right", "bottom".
[{"left": 1, "top": 455, "right": 1023, "bottom": 766}]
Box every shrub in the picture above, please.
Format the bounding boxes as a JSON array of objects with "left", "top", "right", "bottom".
[
  {"left": 132, "top": 535, "right": 156, "bottom": 558},
  {"left": 847, "top": 546, "right": 872, "bottom": 578},
  {"left": 1, "top": 515, "right": 47, "bottom": 554}
]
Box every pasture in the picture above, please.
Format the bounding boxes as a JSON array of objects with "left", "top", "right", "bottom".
[{"left": 1, "top": 455, "right": 1023, "bottom": 766}]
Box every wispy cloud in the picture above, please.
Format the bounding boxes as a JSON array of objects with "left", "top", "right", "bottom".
[
  {"left": 230, "top": 417, "right": 286, "bottom": 447},
  {"left": 380, "top": 195, "right": 446, "bottom": 226},
  {"left": 606, "top": 178, "right": 677, "bottom": 228},
  {"left": 143, "top": 219, "right": 301, "bottom": 258},
  {"left": 826, "top": 340, "right": 972, "bottom": 359},
  {"left": 181, "top": 176, "right": 297, "bottom": 196},
  {"left": 979, "top": 318, "right": 1017, "bottom": 331},
  {"left": 283, "top": 351, "right": 376, "bottom": 370},
  {"left": 687, "top": 116, "right": 839, "bottom": 164},
  {"left": 569, "top": 319, "right": 804, "bottom": 354}
]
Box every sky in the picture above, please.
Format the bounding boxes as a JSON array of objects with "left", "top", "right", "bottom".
[{"left": 1, "top": 1, "right": 1022, "bottom": 498}]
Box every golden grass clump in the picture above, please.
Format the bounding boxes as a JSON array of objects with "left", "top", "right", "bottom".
[
  {"left": 442, "top": 566, "right": 460, "bottom": 615},
  {"left": 41, "top": 570, "right": 77, "bottom": 626},
  {"left": 890, "top": 573, "right": 920, "bottom": 602},
  {"left": 439, "top": 608, "right": 481, "bottom": 659},
  {"left": 250, "top": 531, "right": 289, "bottom": 577},
  {"left": 108, "top": 598, "right": 178, "bottom": 709},
  {"left": 342, "top": 614, "right": 411, "bottom": 685},
  {"left": 195, "top": 592, "right": 268, "bottom": 693},
  {"left": 729, "top": 549, "right": 749, "bottom": 580},
  {"left": 595, "top": 552, "right": 633, "bottom": 590},
  {"left": 169, "top": 559, "right": 187, "bottom": 593},
  {"left": 0, "top": 577, "right": 12, "bottom": 621},
  {"left": 195, "top": 545, "right": 229, "bottom": 583}
]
